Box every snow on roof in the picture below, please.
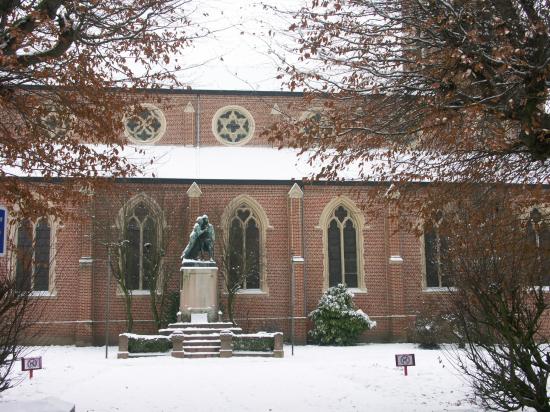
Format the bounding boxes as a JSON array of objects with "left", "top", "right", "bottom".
[
  {"left": 2, "top": 144, "right": 370, "bottom": 181},
  {"left": 126, "top": 146, "right": 322, "bottom": 181}
]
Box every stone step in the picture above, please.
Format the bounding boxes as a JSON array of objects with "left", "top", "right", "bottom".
[
  {"left": 168, "top": 322, "right": 234, "bottom": 329},
  {"left": 183, "top": 339, "right": 221, "bottom": 346},
  {"left": 159, "top": 327, "right": 242, "bottom": 336},
  {"left": 184, "top": 352, "right": 220, "bottom": 359},
  {"left": 183, "top": 345, "right": 220, "bottom": 353},
  {"left": 182, "top": 334, "right": 221, "bottom": 341},
  {"left": 233, "top": 351, "right": 274, "bottom": 358}
]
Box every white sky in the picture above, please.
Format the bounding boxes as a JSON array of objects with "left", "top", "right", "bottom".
[{"left": 177, "top": 0, "right": 305, "bottom": 91}]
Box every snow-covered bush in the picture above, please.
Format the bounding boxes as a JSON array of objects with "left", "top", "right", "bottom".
[{"left": 309, "top": 284, "right": 376, "bottom": 345}]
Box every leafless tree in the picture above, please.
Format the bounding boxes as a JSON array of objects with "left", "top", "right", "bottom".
[
  {"left": 0, "top": 0, "right": 200, "bottom": 220},
  {"left": 0, "top": 221, "right": 57, "bottom": 393},
  {"left": 267, "top": 0, "right": 549, "bottom": 218},
  {"left": 218, "top": 231, "right": 257, "bottom": 325},
  {"left": 0, "top": 276, "right": 33, "bottom": 392},
  {"left": 100, "top": 191, "right": 179, "bottom": 332},
  {"left": 438, "top": 192, "right": 550, "bottom": 411}
]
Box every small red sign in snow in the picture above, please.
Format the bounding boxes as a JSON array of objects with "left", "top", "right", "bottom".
[
  {"left": 21, "top": 357, "right": 42, "bottom": 371},
  {"left": 395, "top": 354, "right": 415, "bottom": 367},
  {"left": 395, "top": 353, "right": 415, "bottom": 376}
]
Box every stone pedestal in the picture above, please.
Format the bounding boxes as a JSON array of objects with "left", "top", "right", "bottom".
[{"left": 180, "top": 264, "right": 218, "bottom": 322}]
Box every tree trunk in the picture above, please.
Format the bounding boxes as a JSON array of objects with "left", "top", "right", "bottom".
[
  {"left": 123, "top": 293, "right": 133, "bottom": 333},
  {"left": 149, "top": 290, "right": 161, "bottom": 330}
]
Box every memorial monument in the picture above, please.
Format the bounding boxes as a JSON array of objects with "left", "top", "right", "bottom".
[{"left": 179, "top": 215, "right": 218, "bottom": 322}]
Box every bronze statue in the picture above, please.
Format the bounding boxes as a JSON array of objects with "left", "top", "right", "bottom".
[{"left": 182, "top": 215, "right": 215, "bottom": 260}]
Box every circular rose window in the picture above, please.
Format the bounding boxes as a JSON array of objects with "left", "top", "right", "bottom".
[
  {"left": 212, "top": 105, "right": 255, "bottom": 145},
  {"left": 124, "top": 103, "right": 166, "bottom": 144},
  {"left": 41, "top": 105, "right": 71, "bottom": 138}
]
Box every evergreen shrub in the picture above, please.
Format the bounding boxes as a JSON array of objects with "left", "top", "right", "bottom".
[{"left": 309, "top": 284, "right": 376, "bottom": 345}]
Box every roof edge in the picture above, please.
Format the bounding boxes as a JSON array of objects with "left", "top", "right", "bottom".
[{"left": 16, "top": 84, "right": 303, "bottom": 97}]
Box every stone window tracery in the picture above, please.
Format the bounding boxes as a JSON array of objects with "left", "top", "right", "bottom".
[
  {"left": 41, "top": 105, "right": 71, "bottom": 138},
  {"left": 327, "top": 206, "right": 358, "bottom": 288},
  {"left": 319, "top": 197, "right": 366, "bottom": 291},
  {"left": 229, "top": 204, "right": 261, "bottom": 289},
  {"left": 423, "top": 226, "right": 452, "bottom": 288},
  {"left": 212, "top": 105, "right": 255, "bottom": 145},
  {"left": 124, "top": 103, "right": 166, "bottom": 144},
  {"left": 118, "top": 195, "right": 164, "bottom": 291},
  {"left": 15, "top": 218, "right": 52, "bottom": 292},
  {"left": 222, "top": 195, "right": 270, "bottom": 293},
  {"left": 526, "top": 207, "right": 550, "bottom": 286}
]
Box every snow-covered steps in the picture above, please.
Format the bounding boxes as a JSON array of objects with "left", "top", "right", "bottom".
[
  {"left": 181, "top": 331, "right": 222, "bottom": 358},
  {"left": 159, "top": 322, "right": 242, "bottom": 336},
  {"left": 183, "top": 345, "right": 221, "bottom": 353},
  {"left": 183, "top": 338, "right": 221, "bottom": 345},
  {"left": 233, "top": 351, "right": 275, "bottom": 358},
  {"left": 167, "top": 322, "right": 235, "bottom": 329},
  {"left": 184, "top": 351, "right": 220, "bottom": 359},
  {"left": 159, "top": 327, "right": 242, "bottom": 336}
]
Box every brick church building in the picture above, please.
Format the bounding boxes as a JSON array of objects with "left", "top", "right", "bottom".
[{"left": 10, "top": 89, "right": 472, "bottom": 345}]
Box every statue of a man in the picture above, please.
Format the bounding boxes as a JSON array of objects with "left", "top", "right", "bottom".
[{"left": 182, "top": 215, "right": 215, "bottom": 261}]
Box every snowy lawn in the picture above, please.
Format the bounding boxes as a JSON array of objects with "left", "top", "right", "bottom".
[{"left": 0, "top": 344, "right": 479, "bottom": 412}]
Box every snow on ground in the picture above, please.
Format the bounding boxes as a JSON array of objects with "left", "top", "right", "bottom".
[{"left": 0, "top": 344, "right": 479, "bottom": 412}]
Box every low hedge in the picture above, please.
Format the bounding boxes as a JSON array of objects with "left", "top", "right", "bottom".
[
  {"left": 124, "top": 334, "right": 173, "bottom": 353},
  {"left": 233, "top": 334, "right": 275, "bottom": 352}
]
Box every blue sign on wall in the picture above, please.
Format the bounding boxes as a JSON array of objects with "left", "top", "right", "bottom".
[{"left": 0, "top": 206, "right": 6, "bottom": 257}]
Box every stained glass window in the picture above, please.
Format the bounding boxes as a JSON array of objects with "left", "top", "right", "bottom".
[
  {"left": 15, "top": 218, "right": 51, "bottom": 291},
  {"left": 527, "top": 208, "right": 550, "bottom": 286},
  {"left": 327, "top": 206, "right": 359, "bottom": 287},
  {"left": 424, "top": 227, "right": 451, "bottom": 288},
  {"left": 124, "top": 202, "right": 158, "bottom": 290},
  {"left": 228, "top": 204, "right": 261, "bottom": 289}
]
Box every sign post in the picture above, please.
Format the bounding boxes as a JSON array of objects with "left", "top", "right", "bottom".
[
  {"left": 395, "top": 353, "right": 415, "bottom": 376},
  {"left": 21, "top": 357, "right": 42, "bottom": 379},
  {"left": 0, "top": 206, "right": 7, "bottom": 257}
]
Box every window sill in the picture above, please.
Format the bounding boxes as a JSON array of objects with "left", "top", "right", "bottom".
[
  {"left": 116, "top": 290, "right": 152, "bottom": 296},
  {"left": 348, "top": 288, "right": 368, "bottom": 294},
  {"left": 236, "top": 289, "right": 268, "bottom": 296},
  {"left": 422, "top": 287, "right": 457, "bottom": 293},
  {"left": 29, "top": 291, "right": 57, "bottom": 298}
]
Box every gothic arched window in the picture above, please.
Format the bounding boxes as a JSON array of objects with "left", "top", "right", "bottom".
[
  {"left": 15, "top": 218, "right": 51, "bottom": 291},
  {"left": 327, "top": 206, "right": 358, "bottom": 288},
  {"left": 123, "top": 200, "right": 160, "bottom": 290},
  {"left": 423, "top": 227, "right": 452, "bottom": 288},
  {"left": 526, "top": 208, "right": 550, "bottom": 286},
  {"left": 229, "top": 204, "right": 261, "bottom": 289}
]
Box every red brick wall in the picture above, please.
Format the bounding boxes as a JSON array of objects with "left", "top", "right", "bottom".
[
  {"left": 128, "top": 91, "right": 306, "bottom": 147},
  {"left": 10, "top": 179, "right": 434, "bottom": 344}
]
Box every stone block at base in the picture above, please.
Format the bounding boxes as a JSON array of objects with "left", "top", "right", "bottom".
[
  {"left": 180, "top": 266, "right": 219, "bottom": 322},
  {"left": 219, "top": 349, "right": 232, "bottom": 358}
]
